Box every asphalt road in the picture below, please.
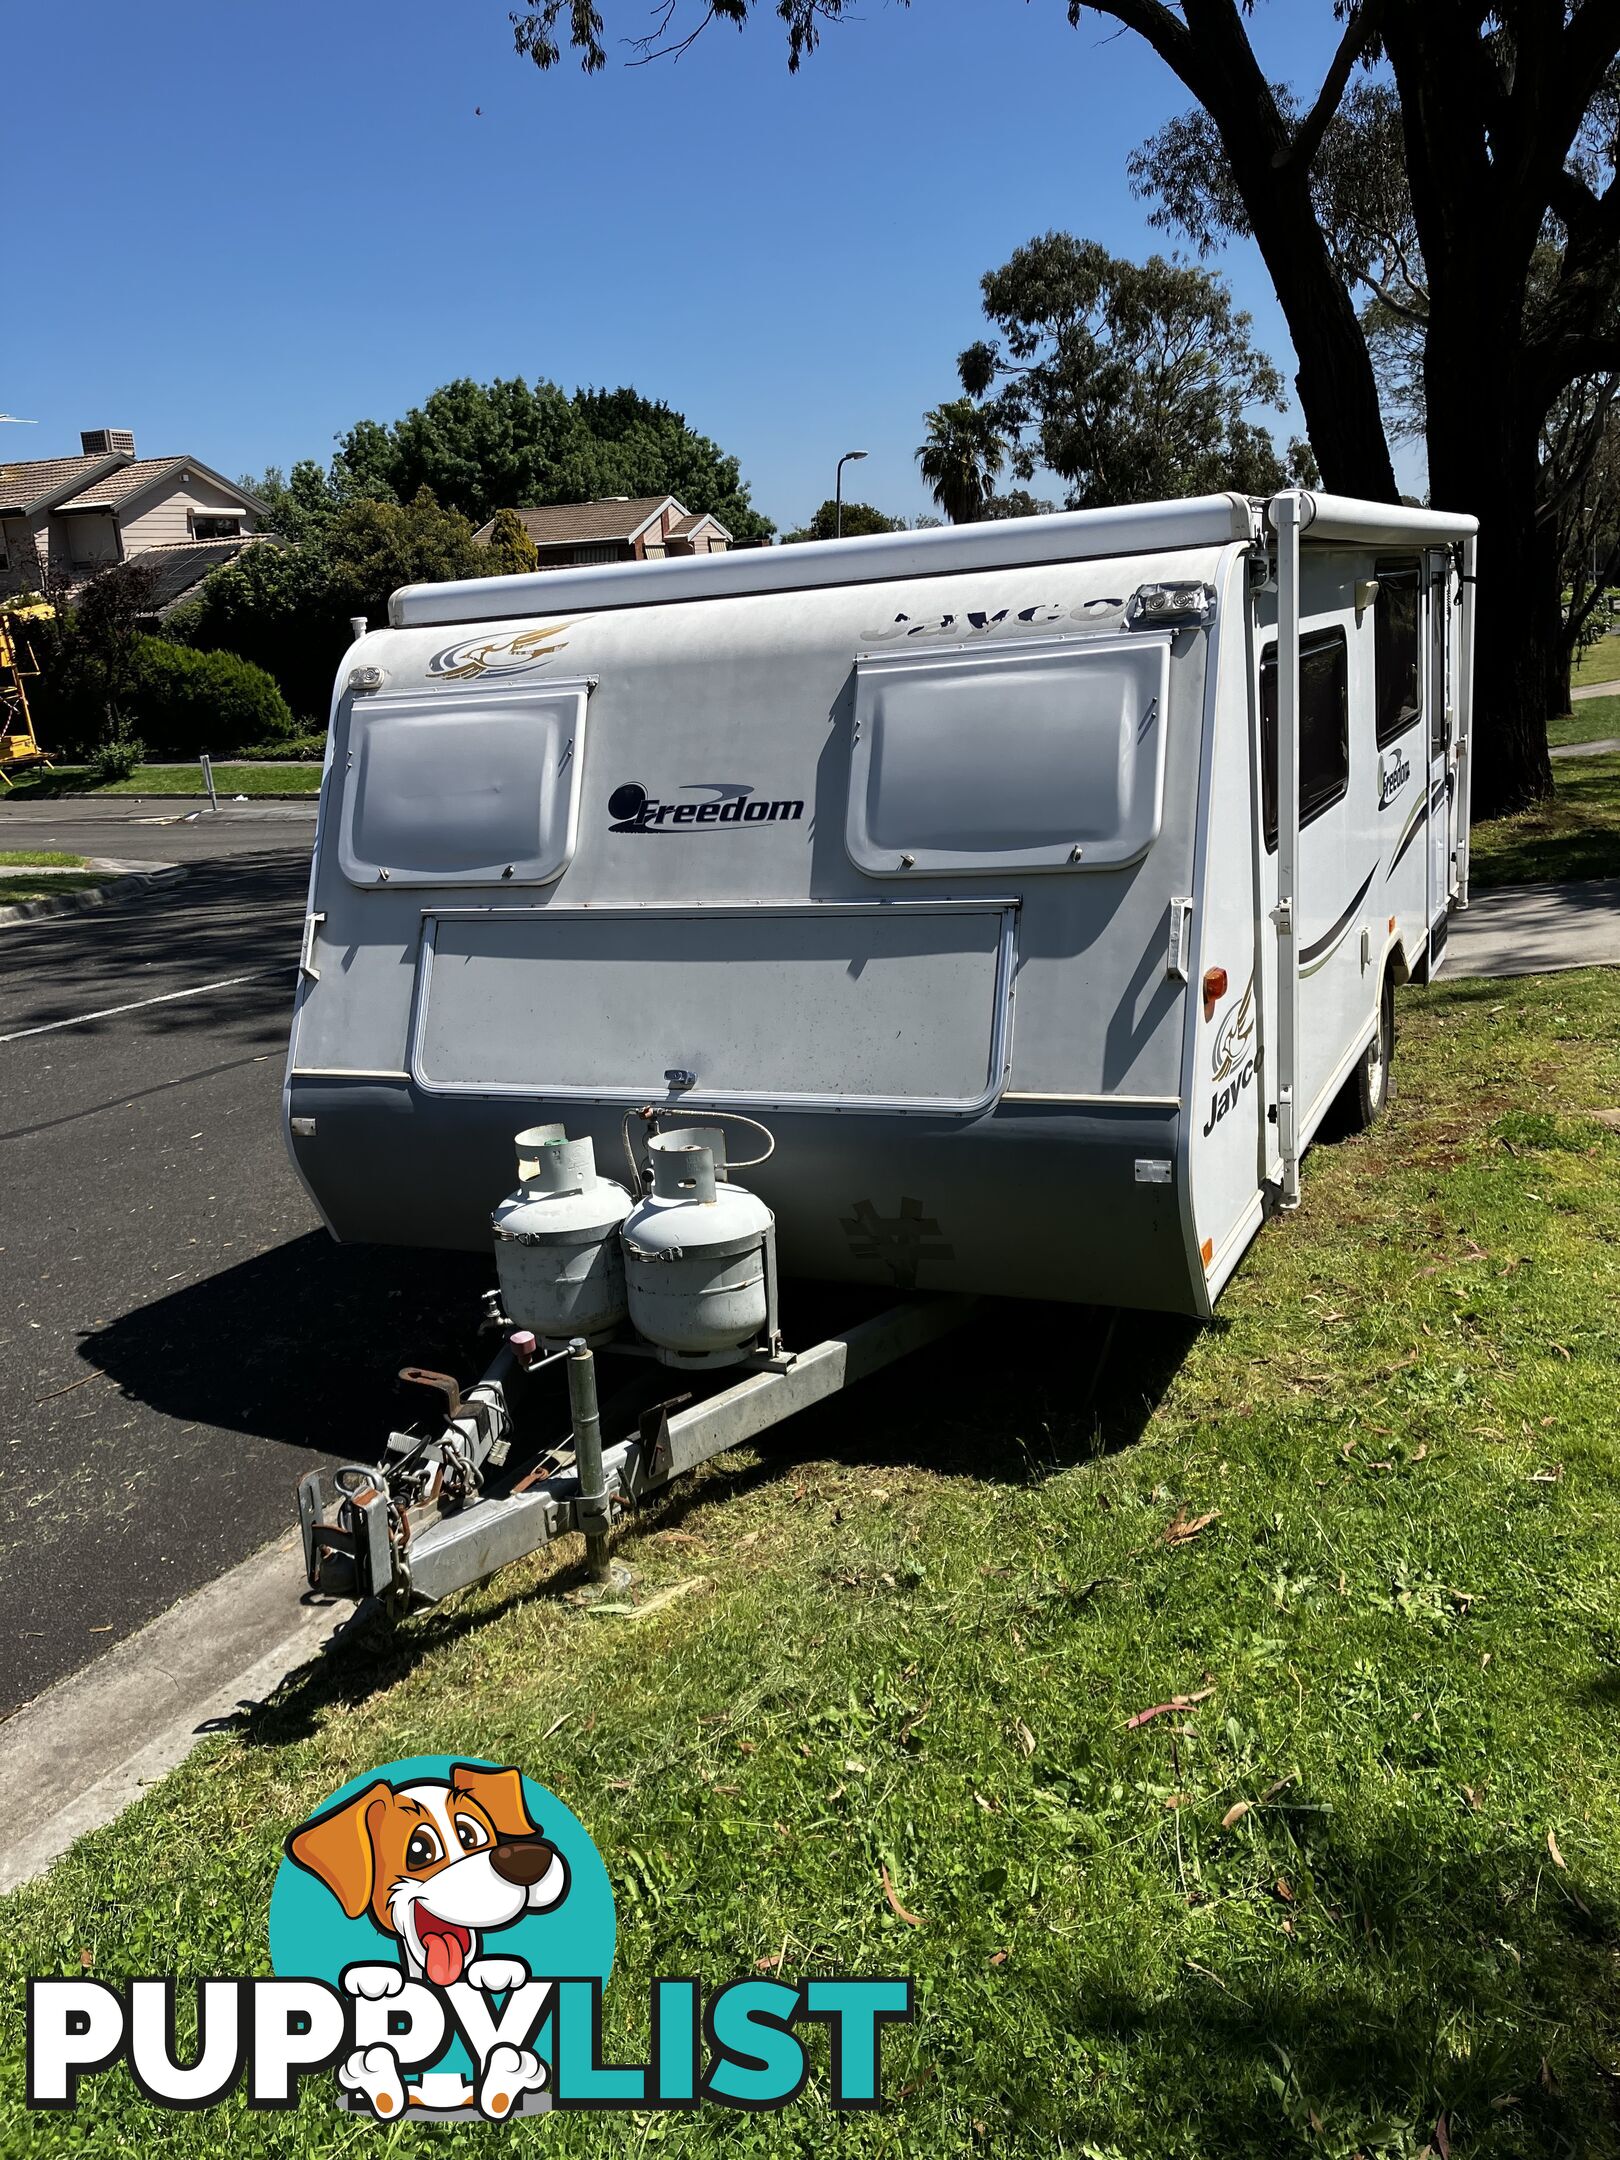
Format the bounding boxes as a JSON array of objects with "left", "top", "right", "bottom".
[{"left": 0, "top": 801, "right": 487, "bottom": 1718}]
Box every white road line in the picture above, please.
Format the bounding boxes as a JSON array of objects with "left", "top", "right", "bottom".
[{"left": 0, "top": 968, "right": 290, "bottom": 1045}]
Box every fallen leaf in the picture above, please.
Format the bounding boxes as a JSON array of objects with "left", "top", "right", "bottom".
[
  {"left": 540, "top": 1711, "right": 573, "bottom": 1742},
  {"left": 880, "top": 1864, "right": 924, "bottom": 1927},
  {"left": 1011, "top": 1719, "right": 1036, "bottom": 1757},
  {"left": 1275, "top": 1877, "right": 1295, "bottom": 1902},
  {"left": 988, "top": 1950, "right": 1008, "bottom": 1967},
  {"left": 754, "top": 1952, "right": 783, "bottom": 1972},
  {"left": 1221, "top": 1800, "right": 1251, "bottom": 1830},
  {"left": 1491, "top": 2094, "right": 1522, "bottom": 2111},
  {"left": 1435, "top": 2110, "right": 1452, "bottom": 2160},
  {"left": 1461, "top": 1784, "right": 1481, "bottom": 1810},
  {"left": 79, "top": 1949, "right": 93, "bottom": 1970},
  {"left": 1165, "top": 1508, "right": 1221, "bottom": 1546},
  {"left": 1548, "top": 1829, "right": 1567, "bottom": 1870}
]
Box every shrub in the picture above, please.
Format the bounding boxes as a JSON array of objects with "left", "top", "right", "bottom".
[
  {"left": 86, "top": 729, "right": 144, "bottom": 784},
  {"left": 128, "top": 639, "right": 295, "bottom": 757},
  {"left": 238, "top": 730, "right": 327, "bottom": 762}
]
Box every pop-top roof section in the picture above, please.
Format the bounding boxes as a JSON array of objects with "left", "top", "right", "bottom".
[{"left": 389, "top": 493, "right": 1265, "bottom": 629}]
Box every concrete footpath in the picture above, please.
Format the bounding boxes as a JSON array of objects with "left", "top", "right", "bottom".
[
  {"left": 1446, "top": 876, "right": 1620, "bottom": 978},
  {"left": 0, "top": 1533, "right": 343, "bottom": 1893}
]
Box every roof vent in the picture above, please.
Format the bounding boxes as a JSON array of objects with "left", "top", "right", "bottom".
[{"left": 81, "top": 428, "right": 136, "bottom": 457}]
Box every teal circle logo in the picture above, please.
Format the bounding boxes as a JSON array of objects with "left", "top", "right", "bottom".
[{"left": 268, "top": 1755, "right": 614, "bottom": 2118}]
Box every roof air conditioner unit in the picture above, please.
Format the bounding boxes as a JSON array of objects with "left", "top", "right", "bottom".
[{"left": 81, "top": 428, "right": 136, "bottom": 457}]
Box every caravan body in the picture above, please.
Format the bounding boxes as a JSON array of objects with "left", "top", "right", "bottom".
[{"left": 285, "top": 490, "right": 1477, "bottom": 1320}]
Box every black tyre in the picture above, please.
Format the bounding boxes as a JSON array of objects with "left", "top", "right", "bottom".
[{"left": 1341, "top": 970, "right": 1396, "bottom": 1134}]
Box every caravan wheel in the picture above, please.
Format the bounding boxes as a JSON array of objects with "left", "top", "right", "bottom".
[{"left": 1343, "top": 973, "right": 1396, "bottom": 1133}]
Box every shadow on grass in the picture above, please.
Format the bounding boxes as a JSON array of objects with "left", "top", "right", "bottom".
[
  {"left": 217, "top": 1294, "right": 1202, "bottom": 1752},
  {"left": 1017, "top": 1826, "right": 1620, "bottom": 2158}
]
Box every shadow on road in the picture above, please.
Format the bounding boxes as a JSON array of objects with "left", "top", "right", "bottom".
[{"left": 80, "top": 1231, "right": 495, "bottom": 1460}]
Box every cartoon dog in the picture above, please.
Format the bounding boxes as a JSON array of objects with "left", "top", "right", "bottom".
[{"left": 287, "top": 1761, "right": 569, "bottom": 2119}]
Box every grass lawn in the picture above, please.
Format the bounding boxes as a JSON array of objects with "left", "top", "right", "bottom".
[
  {"left": 1549, "top": 693, "right": 1620, "bottom": 748},
  {"left": 0, "top": 762, "right": 321, "bottom": 801},
  {"left": 0, "top": 871, "right": 110, "bottom": 905},
  {"left": 0, "top": 849, "right": 85, "bottom": 867},
  {"left": 3, "top": 968, "right": 1620, "bottom": 2156},
  {"left": 1572, "top": 631, "right": 1620, "bottom": 689},
  {"left": 1470, "top": 752, "right": 1620, "bottom": 888}
]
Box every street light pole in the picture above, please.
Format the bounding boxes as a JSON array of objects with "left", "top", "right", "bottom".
[{"left": 835, "top": 449, "right": 867, "bottom": 540}]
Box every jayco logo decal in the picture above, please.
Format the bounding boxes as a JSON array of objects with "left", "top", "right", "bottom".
[
  {"left": 608, "top": 782, "right": 805, "bottom": 833},
  {"left": 860, "top": 596, "right": 1124, "bottom": 643},
  {"left": 1204, "top": 978, "right": 1262, "bottom": 1138},
  {"left": 25, "top": 1754, "right": 909, "bottom": 2120}
]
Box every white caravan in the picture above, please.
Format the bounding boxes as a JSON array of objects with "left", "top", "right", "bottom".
[{"left": 285, "top": 490, "right": 1477, "bottom": 1322}]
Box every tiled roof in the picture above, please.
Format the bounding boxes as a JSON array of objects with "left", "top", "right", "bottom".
[
  {"left": 124, "top": 537, "right": 270, "bottom": 613},
  {"left": 475, "top": 496, "right": 679, "bottom": 547},
  {"left": 53, "top": 457, "right": 189, "bottom": 511},
  {"left": 667, "top": 510, "right": 731, "bottom": 539},
  {"left": 0, "top": 453, "right": 122, "bottom": 515}
]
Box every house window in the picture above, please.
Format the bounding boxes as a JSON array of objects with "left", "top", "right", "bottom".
[
  {"left": 191, "top": 513, "right": 242, "bottom": 541},
  {"left": 1374, "top": 558, "right": 1423, "bottom": 747},
  {"left": 1260, "top": 627, "right": 1350, "bottom": 850}
]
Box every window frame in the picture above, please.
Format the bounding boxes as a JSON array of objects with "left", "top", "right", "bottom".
[
  {"left": 1259, "top": 624, "right": 1351, "bottom": 854},
  {"left": 1373, "top": 555, "right": 1424, "bottom": 750}
]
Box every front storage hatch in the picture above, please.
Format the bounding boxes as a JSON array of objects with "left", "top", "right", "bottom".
[{"left": 410, "top": 899, "right": 1018, "bottom": 1114}]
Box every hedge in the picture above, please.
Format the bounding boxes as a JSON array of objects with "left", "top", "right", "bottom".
[{"left": 129, "top": 640, "right": 295, "bottom": 757}]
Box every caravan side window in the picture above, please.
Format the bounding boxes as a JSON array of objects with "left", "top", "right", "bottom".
[
  {"left": 1260, "top": 627, "right": 1350, "bottom": 850},
  {"left": 1374, "top": 558, "right": 1423, "bottom": 747}
]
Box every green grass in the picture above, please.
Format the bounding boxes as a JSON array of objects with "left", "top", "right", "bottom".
[
  {"left": 1470, "top": 752, "right": 1620, "bottom": 888},
  {"left": 0, "top": 762, "right": 321, "bottom": 800},
  {"left": 1572, "top": 631, "right": 1620, "bottom": 688},
  {"left": 1549, "top": 693, "right": 1620, "bottom": 748},
  {"left": 4, "top": 971, "right": 1620, "bottom": 2156},
  {"left": 0, "top": 871, "right": 112, "bottom": 905},
  {"left": 0, "top": 848, "right": 85, "bottom": 867}
]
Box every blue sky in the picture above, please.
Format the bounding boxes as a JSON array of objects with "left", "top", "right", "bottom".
[{"left": 9, "top": 0, "right": 1417, "bottom": 530}]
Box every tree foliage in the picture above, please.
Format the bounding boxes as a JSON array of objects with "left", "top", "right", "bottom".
[
  {"left": 331, "top": 377, "right": 774, "bottom": 538},
  {"left": 957, "top": 234, "right": 1311, "bottom": 508},
  {"left": 781, "top": 498, "right": 906, "bottom": 542},
  {"left": 916, "top": 399, "right": 1007, "bottom": 524}
]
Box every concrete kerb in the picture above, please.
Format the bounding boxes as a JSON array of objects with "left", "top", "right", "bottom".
[
  {"left": 0, "top": 862, "right": 186, "bottom": 928},
  {"left": 0, "top": 1531, "right": 344, "bottom": 1894}
]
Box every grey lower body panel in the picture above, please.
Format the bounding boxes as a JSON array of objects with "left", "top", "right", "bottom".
[{"left": 285, "top": 1080, "right": 1198, "bottom": 1315}]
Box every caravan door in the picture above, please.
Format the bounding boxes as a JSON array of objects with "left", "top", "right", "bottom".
[{"left": 1427, "top": 548, "right": 1456, "bottom": 931}]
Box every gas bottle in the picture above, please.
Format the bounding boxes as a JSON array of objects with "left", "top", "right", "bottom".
[
  {"left": 491, "top": 1126, "right": 633, "bottom": 1345},
  {"left": 621, "top": 1128, "right": 774, "bottom": 1366}
]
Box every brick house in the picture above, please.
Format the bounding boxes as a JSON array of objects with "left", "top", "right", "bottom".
[
  {"left": 0, "top": 428, "right": 268, "bottom": 610},
  {"left": 473, "top": 495, "right": 734, "bottom": 570}
]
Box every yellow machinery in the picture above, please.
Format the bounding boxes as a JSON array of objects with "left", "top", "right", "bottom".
[{"left": 0, "top": 602, "right": 53, "bottom": 784}]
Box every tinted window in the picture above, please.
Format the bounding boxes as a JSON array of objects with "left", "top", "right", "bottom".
[
  {"left": 1374, "top": 559, "right": 1423, "bottom": 747},
  {"left": 1260, "top": 628, "right": 1350, "bottom": 850}
]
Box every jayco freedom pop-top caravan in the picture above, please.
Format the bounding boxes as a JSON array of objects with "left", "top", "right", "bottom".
[{"left": 284, "top": 489, "right": 1477, "bottom": 1323}]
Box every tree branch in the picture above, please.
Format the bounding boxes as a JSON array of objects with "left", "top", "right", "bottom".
[
  {"left": 1280, "top": 0, "right": 1386, "bottom": 175},
  {"left": 1072, "top": 1, "right": 1204, "bottom": 96}
]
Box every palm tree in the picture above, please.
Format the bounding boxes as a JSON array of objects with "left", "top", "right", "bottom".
[{"left": 916, "top": 400, "right": 1006, "bottom": 524}]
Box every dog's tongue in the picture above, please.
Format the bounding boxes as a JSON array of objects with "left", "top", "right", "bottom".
[{"left": 423, "top": 1929, "right": 465, "bottom": 1988}]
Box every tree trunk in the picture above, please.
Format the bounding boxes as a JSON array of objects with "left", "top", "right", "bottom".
[
  {"left": 1424, "top": 318, "right": 1557, "bottom": 818},
  {"left": 1221, "top": 152, "right": 1400, "bottom": 503}
]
